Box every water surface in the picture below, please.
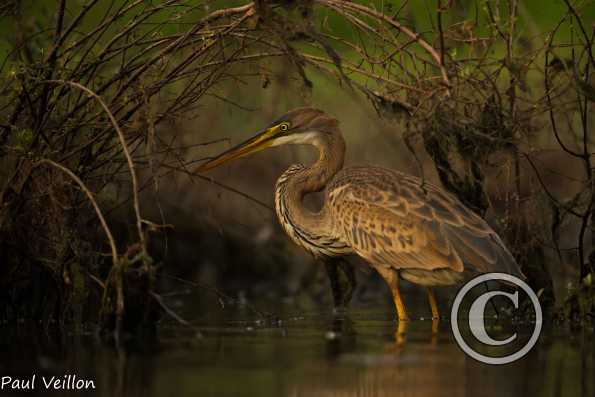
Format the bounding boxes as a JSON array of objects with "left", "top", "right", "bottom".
[{"left": 0, "top": 306, "right": 592, "bottom": 397}]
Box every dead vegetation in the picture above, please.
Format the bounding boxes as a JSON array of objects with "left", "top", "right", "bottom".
[{"left": 0, "top": 0, "right": 593, "bottom": 332}]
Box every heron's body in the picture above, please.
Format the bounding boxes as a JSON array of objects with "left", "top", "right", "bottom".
[{"left": 198, "top": 107, "right": 524, "bottom": 320}]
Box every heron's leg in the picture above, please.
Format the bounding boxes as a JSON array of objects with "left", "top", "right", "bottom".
[
  {"left": 393, "top": 273, "right": 408, "bottom": 322},
  {"left": 427, "top": 287, "right": 439, "bottom": 319},
  {"left": 337, "top": 259, "right": 356, "bottom": 306},
  {"left": 324, "top": 258, "right": 355, "bottom": 309},
  {"left": 376, "top": 267, "right": 408, "bottom": 321},
  {"left": 426, "top": 287, "right": 440, "bottom": 335}
]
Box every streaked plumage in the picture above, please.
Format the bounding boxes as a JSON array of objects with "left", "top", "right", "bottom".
[
  {"left": 198, "top": 107, "right": 524, "bottom": 321},
  {"left": 326, "top": 166, "right": 521, "bottom": 286}
]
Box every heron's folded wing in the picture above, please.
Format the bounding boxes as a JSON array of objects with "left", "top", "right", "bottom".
[
  {"left": 327, "top": 166, "right": 520, "bottom": 276},
  {"left": 330, "top": 196, "right": 465, "bottom": 272}
]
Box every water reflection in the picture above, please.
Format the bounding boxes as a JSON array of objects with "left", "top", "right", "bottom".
[{"left": 0, "top": 310, "right": 592, "bottom": 397}]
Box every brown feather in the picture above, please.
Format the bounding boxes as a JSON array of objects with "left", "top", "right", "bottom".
[{"left": 326, "top": 166, "right": 523, "bottom": 282}]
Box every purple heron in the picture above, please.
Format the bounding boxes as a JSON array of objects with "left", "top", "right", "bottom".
[{"left": 197, "top": 107, "right": 524, "bottom": 321}]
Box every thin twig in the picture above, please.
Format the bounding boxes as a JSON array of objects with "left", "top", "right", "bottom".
[
  {"left": 35, "top": 159, "right": 118, "bottom": 265},
  {"left": 42, "top": 80, "right": 146, "bottom": 253},
  {"left": 149, "top": 291, "right": 202, "bottom": 336},
  {"left": 316, "top": 0, "right": 451, "bottom": 91}
]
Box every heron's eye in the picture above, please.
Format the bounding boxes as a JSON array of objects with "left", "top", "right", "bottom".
[{"left": 279, "top": 122, "right": 290, "bottom": 132}]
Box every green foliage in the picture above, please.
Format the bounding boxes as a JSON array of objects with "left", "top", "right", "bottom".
[
  {"left": 0, "top": 0, "right": 593, "bottom": 330},
  {"left": 12, "top": 127, "right": 33, "bottom": 149}
]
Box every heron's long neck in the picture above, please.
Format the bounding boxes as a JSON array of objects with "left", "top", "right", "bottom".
[{"left": 275, "top": 128, "right": 345, "bottom": 244}]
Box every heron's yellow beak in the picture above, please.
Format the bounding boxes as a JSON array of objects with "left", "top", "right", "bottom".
[{"left": 196, "top": 126, "right": 279, "bottom": 172}]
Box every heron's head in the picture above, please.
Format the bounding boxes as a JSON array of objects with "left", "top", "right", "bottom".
[{"left": 196, "top": 107, "right": 338, "bottom": 172}]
